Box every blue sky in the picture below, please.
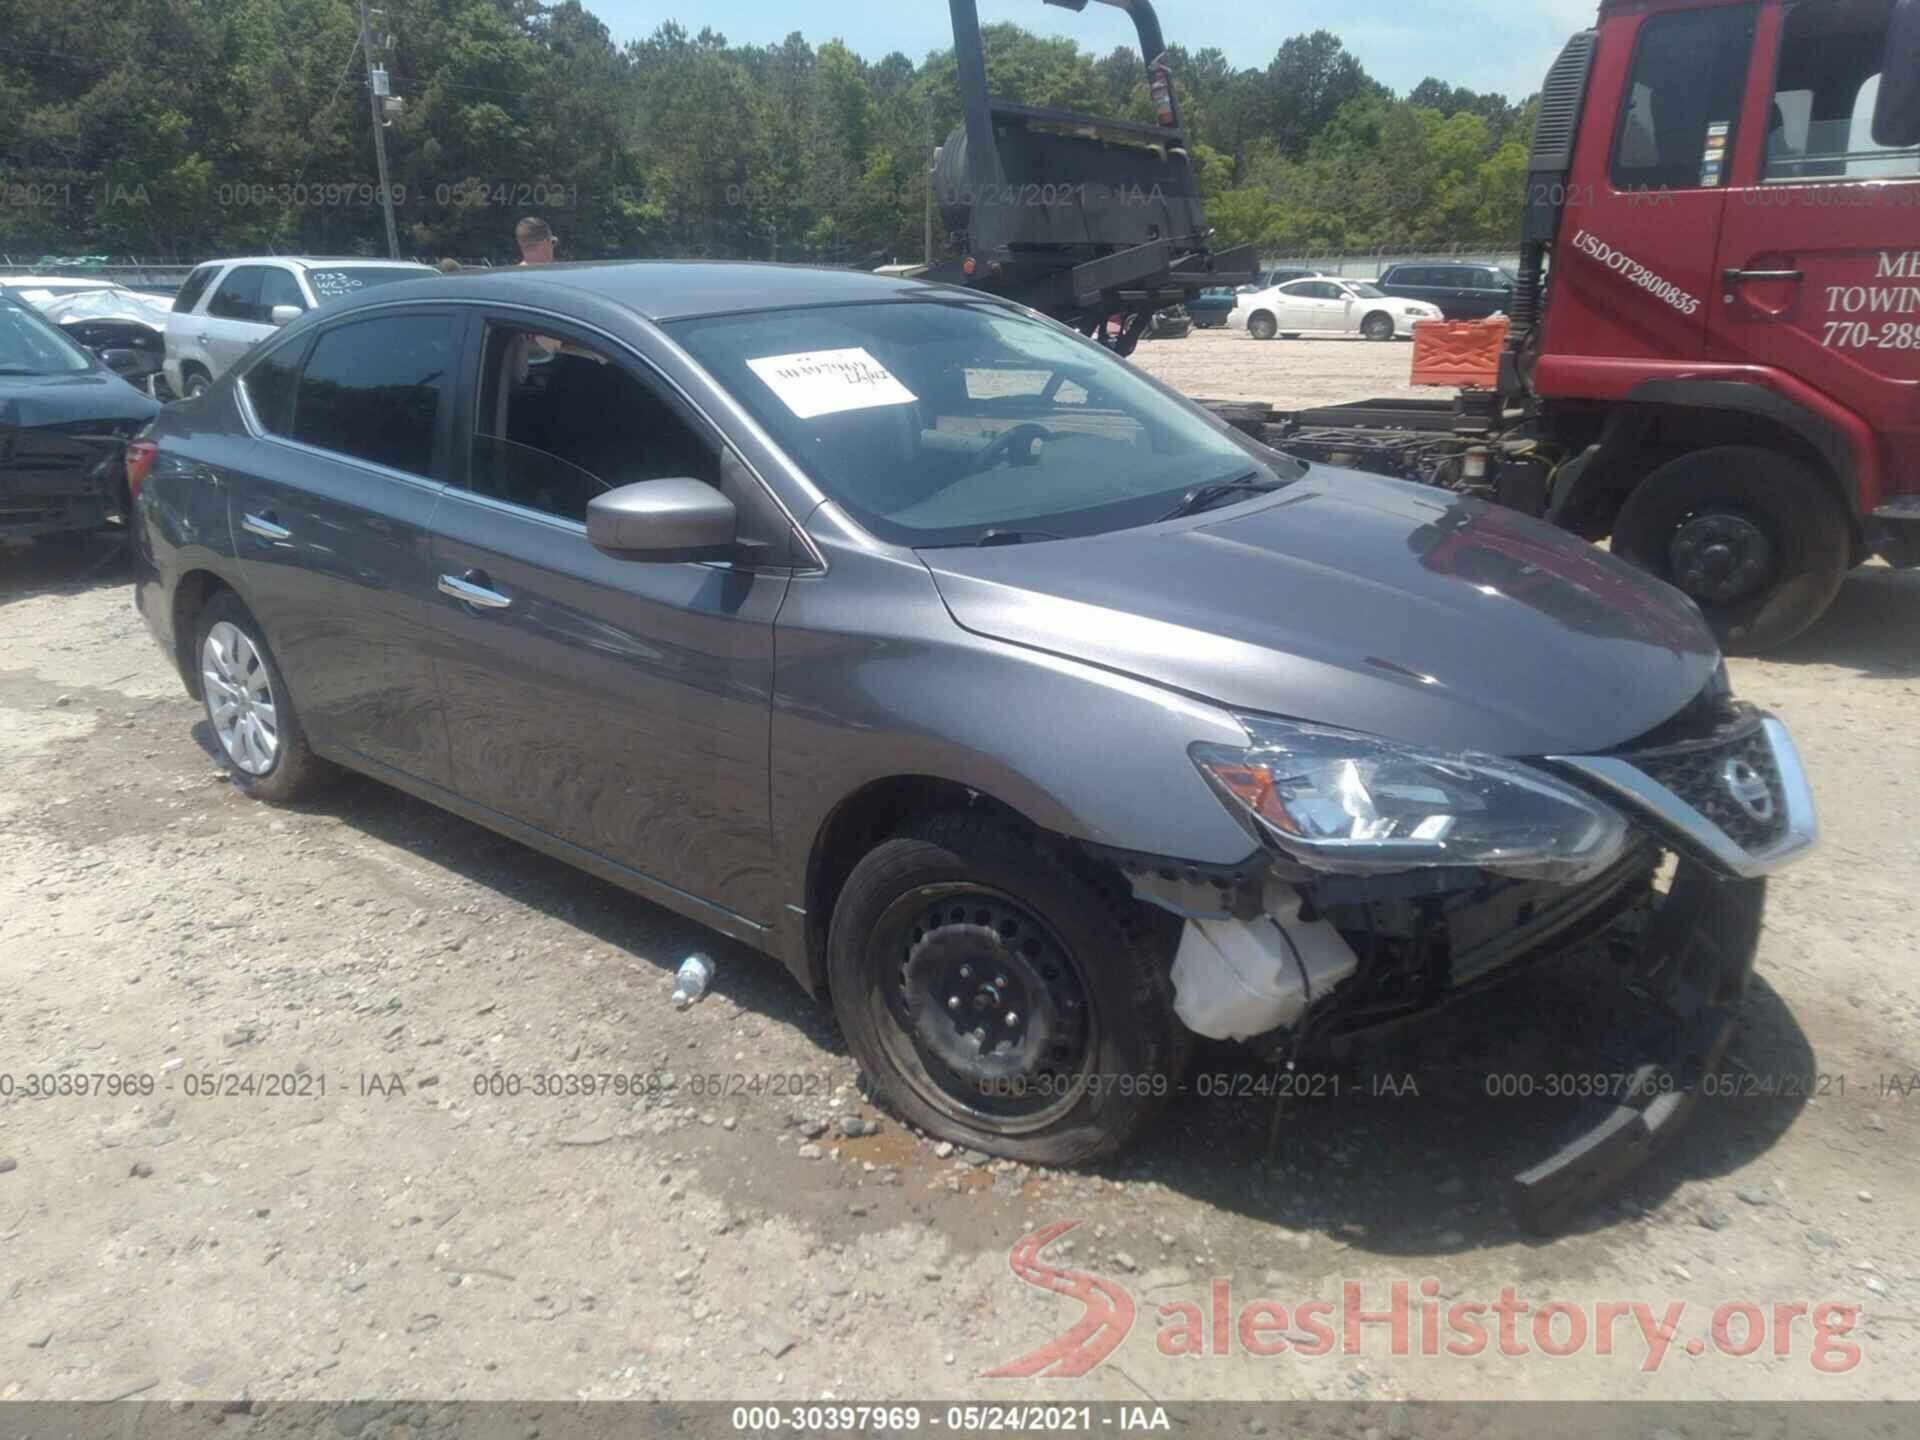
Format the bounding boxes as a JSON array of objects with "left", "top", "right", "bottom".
[{"left": 588, "top": 0, "right": 1600, "bottom": 101}]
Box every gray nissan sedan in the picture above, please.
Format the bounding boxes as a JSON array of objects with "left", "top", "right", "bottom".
[{"left": 129, "top": 262, "right": 1815, "bottom": 1225}]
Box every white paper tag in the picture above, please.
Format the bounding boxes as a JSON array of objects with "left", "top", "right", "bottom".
[{"left": 745, "top": 347, "right": 916, "bottom": 419}]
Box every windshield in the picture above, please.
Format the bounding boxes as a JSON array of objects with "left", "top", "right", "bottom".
[
  {"left": 1345, "top": 282, "right": 1387, "bottom": 298},
  {"left": 669, "top": 300, "right": 1291, "bottom": 546},
  {"left": 304, "top": 266, "right": 433, "bottom": 306},
  {"left": 0, "top": 300, "right": 93, "bottom": 375}
]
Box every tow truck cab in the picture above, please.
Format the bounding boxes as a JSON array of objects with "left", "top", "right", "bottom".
[{"left": 1513, "top": 0, "right": 1920, "bottom": 649}]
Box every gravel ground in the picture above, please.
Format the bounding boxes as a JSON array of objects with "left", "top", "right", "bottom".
[{"left": 2, "top": 336, "right": 1918, "bottom": 1407}]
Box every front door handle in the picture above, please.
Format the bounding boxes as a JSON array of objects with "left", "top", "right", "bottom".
[
  {"left": 241, "top": 512, "right": 291, "bottom": 541},
  {"left": 438, "top": 571, "right": 512, "bottom": 610},
  {"left": 1723, "top": 268, "right": 1804, "bottom": 283}
]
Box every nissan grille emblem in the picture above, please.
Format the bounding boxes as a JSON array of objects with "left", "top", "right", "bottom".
[{"left": 1721, "top": 757, "right": 1775, "bottom": 823}]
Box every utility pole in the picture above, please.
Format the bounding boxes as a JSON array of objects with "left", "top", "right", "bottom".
[
  {"left": 925, "top": 146, "right": 938, "bottom": 266},
  {"left": 358, "top": 0, "right": 401, "bottom": 259}
]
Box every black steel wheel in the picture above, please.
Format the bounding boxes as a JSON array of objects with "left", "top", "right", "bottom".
[
  {"left": 828, "top": 814, "right": 1186, "bottom": 1164},
  {"left": 1612, "top": 446, "right": 1849, "bottom": 653}
]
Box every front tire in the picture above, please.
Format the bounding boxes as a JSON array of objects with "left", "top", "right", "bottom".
[
  {"left": 182, "top": 368, "right": 211, "bottom": 399},
  {"left": 1361, "top": 311, "right": 1395, "bottom": 341},
  {"left": 1611, "top": 446, "right": 1849, "bottom": 654},
  {"left": 827, "top": 814, "right": 1185, "bottom": 1166},
  {"left": 195, "top": 591, "right": 328, "bottom": 801},
  {"left": 1246, "top": 312, "right": 1277, "bottom": 341}
]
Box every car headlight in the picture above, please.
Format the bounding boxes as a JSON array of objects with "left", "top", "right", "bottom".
[{"left": 1190, "top": 717, "right": 1628, "bottom": 884}]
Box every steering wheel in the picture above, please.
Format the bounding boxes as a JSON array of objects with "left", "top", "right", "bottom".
[{"left": 970, "top": 422, "right": 1055, "bottom": 473}]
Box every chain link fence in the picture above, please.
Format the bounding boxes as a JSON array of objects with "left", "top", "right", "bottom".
[{"left": 1258, "top": 245, "right": 1521, "bottom": 279}]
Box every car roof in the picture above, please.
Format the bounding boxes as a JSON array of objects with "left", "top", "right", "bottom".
[
  {"left": 327, "top": 259, "right": 989, "bottom": 324},
  {"left": 197, "top": 256, "right": 438, "bottom": 271}
]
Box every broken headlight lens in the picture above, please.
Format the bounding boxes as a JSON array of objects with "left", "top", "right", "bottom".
[{"left": 1190, "top": 717, "right": 1628, "bottom": 884}]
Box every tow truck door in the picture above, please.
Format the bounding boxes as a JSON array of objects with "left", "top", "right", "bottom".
[
  {"left": 1711, "top": 0, "right": 1920, "bottom": 492},
  {"left": 1540, "top": 4, "right": 1758, "bottom": 372}
]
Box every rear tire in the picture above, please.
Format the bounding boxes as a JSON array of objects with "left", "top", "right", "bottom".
[
  {"left": 827, "top": 814, "right": 1186, "bottom": 1166},
  {"left": 1246, "top": 312, "right": 1277, "bottom": 341},
  {"left": 194, "top": 590, "right": 329, "bottom": 802},
  {"left": 1611, "top": 446, "right": 1849, "bottom": 654},
  {"left": 182, "top": 367, "right": 211, "bottom": 399}
]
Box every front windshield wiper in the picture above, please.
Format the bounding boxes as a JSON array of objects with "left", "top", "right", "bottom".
[
  {"left": 1157, "top": 471, "right": 1286, "bottom": 523},
  {"left": 975, "top": 527, "right": 1065, "bottom": 546}
]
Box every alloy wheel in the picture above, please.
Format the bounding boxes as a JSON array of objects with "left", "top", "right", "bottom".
[{"left": 201, "top": 620, "right": 279, "bottom": 774}]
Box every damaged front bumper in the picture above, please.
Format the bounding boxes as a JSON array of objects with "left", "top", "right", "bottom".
[{"left": 1100, "top": 705, "right": 1812, "bottom": 1231}]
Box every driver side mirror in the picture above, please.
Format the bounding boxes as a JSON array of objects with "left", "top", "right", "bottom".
[
  {"left": 587, "top": 477, "right": 736, "bottom": 562},
  {"left": 1874, "top": 0, "right": 1920, "bottom": 147},
  {"left": 269, "top": 304, "right": 302, "bottom": 327}
]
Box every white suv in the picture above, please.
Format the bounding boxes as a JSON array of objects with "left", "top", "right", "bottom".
[{"left": 164, "top": 256, "right": 436, "bottom": 398}]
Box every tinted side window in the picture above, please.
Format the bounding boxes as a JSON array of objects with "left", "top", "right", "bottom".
[
  {"left": 1610, "top": 5, "right": 1758, "bottom": 190},
  {"left": 258, "top": 267, "right": 306, "bottom": 315},
  {"left": 469, "top": 322, "right": 718, "bottom": 524},
  {"left": 207, "top": 266, "right": 266, "bottom": 323},
  {"left": 173, "top": 265, "right": 219, "bottom": 315},
  {"left": 242, "top": 338, "right": 306, "bottom": 436},
  {"left": 292, "top": 313, "right": 453, "bottom": 477}
]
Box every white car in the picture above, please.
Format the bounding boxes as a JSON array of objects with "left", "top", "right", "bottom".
[
  {"left": 0, "top": 275, "right": 123, "bottom": 309},
  {"left": 1230, "top": 276, "right": 1443, "bottom": 342},
  {"left": 164, "top": 256, "right": 437, "bottom": 398}
]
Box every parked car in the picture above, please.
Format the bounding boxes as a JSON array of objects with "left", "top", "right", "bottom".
[
  {"left": 130, "top": 262, "right": 1814, "bottom": 1224},
  {"left": 1231, "top": 276, "right": 1443, "bottom": 341},
  {"left": 41, "top": 286, "right": 173, "bottom": 400},
  {"left": 0, "top": 294, "right": 159, "bottom": 540},
  {"left": 164, "top": 256, "right": 438, "bottom": 398},
  {"left": 1375, "top": 261, "right": 1516, "bottom": 320},
  {"left": 0, "top": 275, "right": 123, "bottom": 307},
  {"left": 1185, "top": 287, "right": 1239, "bottom": 327}
]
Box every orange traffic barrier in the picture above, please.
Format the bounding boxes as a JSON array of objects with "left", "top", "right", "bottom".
[{"left": 1410, "top": 317, "right": 1510, "bottom": 389}]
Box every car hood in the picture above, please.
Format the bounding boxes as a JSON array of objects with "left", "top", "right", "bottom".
[
  {"left": 916, "top": 470, "right": 1719, "bottom": 757},
  {"left": 0, "top": 370, "right": 159, "bottom": 430}
]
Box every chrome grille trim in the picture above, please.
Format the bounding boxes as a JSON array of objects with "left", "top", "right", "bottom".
[{"left": 1548, "top": 716, "right": 1817, "bottom": 880}]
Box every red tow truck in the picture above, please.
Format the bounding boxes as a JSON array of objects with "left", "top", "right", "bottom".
[{"left": 1235, "top": 0, "right": 1920, "bottom": 652}]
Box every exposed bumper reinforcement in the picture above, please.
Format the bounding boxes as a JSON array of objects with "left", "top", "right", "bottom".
[{"left": 1506, "top": 858, "right": 1765, "bottom": 1233}]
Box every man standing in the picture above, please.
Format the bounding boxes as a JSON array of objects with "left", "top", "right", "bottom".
[{"left": 515, "top": 216, "right": 556, "bottom": 265}]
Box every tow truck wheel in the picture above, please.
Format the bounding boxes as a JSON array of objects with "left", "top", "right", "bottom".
[
  {"left": 827, "top": 813, "right": 1186, "bottom": 1165},
  {"left": 1612, "top": 446, "right": 1849, "bottom": 654},
  {"left": 1246, "top": 312, "right": 1278, "bottom": 341}
]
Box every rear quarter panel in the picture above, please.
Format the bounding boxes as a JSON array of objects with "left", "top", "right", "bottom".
[{"left": 133, "top": 388, "right": 256, "bottom": 690}]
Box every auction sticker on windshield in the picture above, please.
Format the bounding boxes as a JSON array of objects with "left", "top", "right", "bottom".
[{"left": 746, "top": 346, "right": 916, "bottom": 419}]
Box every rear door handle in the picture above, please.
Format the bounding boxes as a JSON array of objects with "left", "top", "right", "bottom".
[
  {"left": 1723, "top": 268, "right": 1804, "bottom": 283},
  {"left": 438, "top": 571, "right": 512, "bottom": 610},
  {"left": 197, "top": 331, "right": 211, "bottom": 343},
  {"left": 241, "top": 512, "right": 291, "bottom": 540}
]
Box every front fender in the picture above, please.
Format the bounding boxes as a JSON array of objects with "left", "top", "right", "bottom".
[{"left": 770, "top": 545, "right": 1257, "bottom": 915}]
